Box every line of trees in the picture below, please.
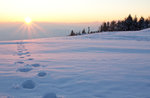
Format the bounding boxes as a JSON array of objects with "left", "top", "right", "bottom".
[
  {"left": 100, "top": 14, "right": 150, "bottom": 32},
  {"left": 69, "top": 27, "right": 100, "bottom": 36},
  {"left": 69, "top": 15, "right": 150, "bottom": 36}
]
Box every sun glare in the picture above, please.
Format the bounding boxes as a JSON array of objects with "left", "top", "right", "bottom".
[{"left": 25, "top": 17, "right": 32, "bottom": 24}]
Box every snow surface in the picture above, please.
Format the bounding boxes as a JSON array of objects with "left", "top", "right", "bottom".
[{"left": 0, "top": 29, "right": 150, "bottom": 98}]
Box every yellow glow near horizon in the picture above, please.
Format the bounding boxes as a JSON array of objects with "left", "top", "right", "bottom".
[
  {"left": 0, "top": 0, "right": 150, "bottom": 23},
  {"left": 25, "top": 17, "right": 32, "bottom": 24}
]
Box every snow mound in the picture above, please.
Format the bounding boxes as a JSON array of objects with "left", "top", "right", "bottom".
[
  {"left": 22, "top": 80, "right": 35, "bottom": 89},
  {"left": 43, "top": 93, "right": 57, "bottom": 98}
]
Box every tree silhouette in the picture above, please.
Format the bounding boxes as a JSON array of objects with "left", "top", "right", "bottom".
[
  {"left": 82, "top": 29, "right": 86, "bottom": 34},
  {"left": 70, "top": 14, "right": 150, "bottom": 36},
  {"left": 70, "top": 30, "right": 76, "bottom": 36}
]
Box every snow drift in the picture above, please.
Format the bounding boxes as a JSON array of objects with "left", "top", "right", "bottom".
[{"left": 0, "top": 29, "right": 150, "bottom": 98}]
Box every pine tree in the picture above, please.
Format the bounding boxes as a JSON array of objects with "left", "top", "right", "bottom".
[
  {"left": 70, "top": 30, "right": 76, "bottom": 36},
  {"left": 106, "top": 22, "right": 110, "bottom": 31},
  {"left": 110, "top": 21, "right": 116, "bottom": 31},
  {"left": 82, "top": 29, "right": 86, "bottom": 34},
  {"left": 145, "top": 19, "right": 149, "bottom": 28},
  {"left": 138, "top": 17, "right": 145, "bottom": 30},
  {"left": 133, "top": 16, "right": 138, "bottom": 30},
  {"left": 102, "top": 22, "right": 107, "bottom": 31},
  {"left": 88, "top": 27, "right": 90, "bottom": 34},
  {"left": 117, "top": 21, "right": 123, "bottom": 31},
  {"left": 125, "top": 14, "right": 133, "bottom": 30}
]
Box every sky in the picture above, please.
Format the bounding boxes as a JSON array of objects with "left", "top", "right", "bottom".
[{"left": 0, "top": 0, "right": 150, "bottom": 23}]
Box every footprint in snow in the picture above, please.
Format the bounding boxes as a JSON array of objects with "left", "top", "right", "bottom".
[
  {"left": 37, "top": 72, "right": 47, "bottom": 77},
  {"left": 27, "top": 58, "right": 34, "bottom": 60},
  {"left": 17, "top": 67, "right": 33, "bottom": 72},
  {"left": 24, "top": 52, "right": 30, "bottom": 54},
  {"left": 32, "top": 64, "right": 40, "bottom": 67},
  {"left": 43, "top": 93, "right": 57, "bottom": 98},
  {"left": 15, "top": 61, "right": 24, "bottom": 64},
  {"left": 17, "top": 53, "right": 23, "bottom": 56},
  {"left": 22, "top": 80, "right": 35, "bottom": 89}
]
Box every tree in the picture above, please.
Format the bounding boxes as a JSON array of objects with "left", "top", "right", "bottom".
[
  {"left": 70, "top": 30, "right": 76, "bottom": 36},
  {"left": 82, "top": 29, "right": 86, "bottom": 34},
  {"left": 132, "top": 16, "right": 138, "bottom": 30},
  {"left": 106, "top": 22, "right": 110, "bottom": 31},
  {"left": 145, "top": 19, "right": 149, "bottom": 28},
  {"left": 117, "top": 21, "right": 123, "bottom": 31},
  {"left": 124, "top": 14, "right": 133, "bottom": 30},
  {"left": 110, "top": 21, "right": 116, "bottom": 31},
  {"left": 138, "top": 17, "right": 145, "bottom": 30},
  {"left": 101, "top": 22, "right": 107, "bottom": 31},
  {"left": 88, "top": 27, "right": 90, "bottom": 34}
]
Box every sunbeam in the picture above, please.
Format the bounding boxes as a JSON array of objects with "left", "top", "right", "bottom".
[{"left": 15, "top": 22, "right": 47, "bottom": 39}]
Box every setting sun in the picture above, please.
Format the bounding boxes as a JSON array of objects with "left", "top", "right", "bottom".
[{"left": 25, "top": 17, "right": 32, "bottom": 24}]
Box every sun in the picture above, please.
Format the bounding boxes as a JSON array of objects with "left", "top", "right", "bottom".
[{"left": 25, "top": 17, "right": 32, "bottom": 24}]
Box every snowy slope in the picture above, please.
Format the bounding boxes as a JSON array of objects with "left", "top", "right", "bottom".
[{"left": 0, "top": 29, "right": 150, "bottom": 98}]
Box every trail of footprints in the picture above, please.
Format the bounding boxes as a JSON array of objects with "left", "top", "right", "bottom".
[{"left": 13, "top": 42, "right": 58, "bottom": 98}]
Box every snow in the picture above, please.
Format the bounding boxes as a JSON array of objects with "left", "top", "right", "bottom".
[
  {"left": 43, "top": 92, "right": 57, "bottom": 98},
  {"left": 22, "top": 80, "right": 36, "bottom": 89},
  {"left": 17, "top": 68, "right": 33, "bottom": 72},
  {"left": 38, "top": 72, "right": 47, "bottom": 77},
  {"left": 0, "top": 29, "right": 150, "bottom": 98},
  {"left": 31, "top": 64, "right": 41, "bottom": 67}
]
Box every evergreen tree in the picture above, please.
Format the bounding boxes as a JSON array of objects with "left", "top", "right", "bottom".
[
  {"left": 145, "top": 19, "right": 149, "bottom": 28},
  {"left": 69, "top": 15, "right": 150, "bottom": 37},
  {"left": 70, "top": 30, "right": 76, "bottom": 36},
  {"left": 125, "top": 14, "right": 133, "bottom": 30},
  {"left": 101, "top": 22, "right": 107, "bottom": 31},
  {"left": 110, "top": 21, "right": 116, "bottom": 31},
  {"left": 117, "top": 21, "right": 123, "bottom": 31},
  {"left": 148, "top": 17, "right": 150, "bottom": 27},
  {"left": 82, "top": 29, "right": 86, "bottom": 34},
  {"left": 88, "top": 27, "right": 90, "bottom": 34},
  {"left": 106, "top": 22, "right": 110, "bottom": 31},
  {"left": 138, "top": 17, "right": 145, "bottom": 30},
  {"left": 133, "top": 16, "right": 138, "bottom": 30}
]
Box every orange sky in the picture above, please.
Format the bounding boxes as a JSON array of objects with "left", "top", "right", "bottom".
[{"left": 0, "top": 0, "right": 150, "bottom": 23}]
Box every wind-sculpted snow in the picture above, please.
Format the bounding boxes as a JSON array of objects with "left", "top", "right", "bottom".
[{"left": 0, "top": 29, "right": 150, "bottom": 98}]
